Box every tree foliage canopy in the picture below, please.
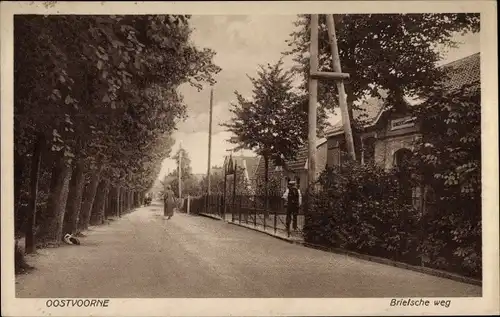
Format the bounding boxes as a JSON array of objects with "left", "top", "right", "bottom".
[
  {"left": 222, "top": 59, "right": 326, "bottom": 165},
  {"left": 285, "top": 14, "right": 480, "bottom": 112},
  {"left": 409, "top": 83, "right": 481, "bottom": 273},
  {"left": 411, "top": 84, "right": 480, "bottom": 198},
  {"left": 15, "top": 15, "right": 221, "bottom": 193}
]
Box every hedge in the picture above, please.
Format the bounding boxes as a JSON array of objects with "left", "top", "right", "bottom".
[{"left": 304, "top": 161, "right": 481, "bottom": 279}]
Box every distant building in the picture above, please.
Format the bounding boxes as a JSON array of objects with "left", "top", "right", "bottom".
[
  {"left": 254, "top": 138, "right": 329, "bottom": 194},
  {"left": 222, "top": 154, "right": 261, "bottom": 192}
]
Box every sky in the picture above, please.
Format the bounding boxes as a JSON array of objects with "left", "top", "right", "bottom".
[{"left": 158, "top": 15, "right": 480, "bottom": 178}]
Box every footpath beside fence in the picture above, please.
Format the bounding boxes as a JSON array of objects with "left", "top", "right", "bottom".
[
  {"left": 187, "top": 193, "right": 305, "bottom": 241},
  {"left": 185, "top": 193, "right": 481, "bottom": 287}
]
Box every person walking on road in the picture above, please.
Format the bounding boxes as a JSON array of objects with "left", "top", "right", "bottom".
[
  {"left": 163, "top": 185, "right": 175, "bottom": 220},
  {"left": 282, "top": 179, "right": 302, "bottom": 237}
]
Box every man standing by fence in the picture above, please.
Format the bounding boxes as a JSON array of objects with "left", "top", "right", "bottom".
[{"left": 282, "top": 180, "right": 301, "bottom": 237}]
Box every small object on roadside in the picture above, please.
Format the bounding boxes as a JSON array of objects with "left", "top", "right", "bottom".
[{"left": 63, "top": 233, "right": 81, "bottom": 245}]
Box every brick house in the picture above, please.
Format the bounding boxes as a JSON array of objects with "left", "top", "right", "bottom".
[
  {"left": 324, "top": 53, "right": 480, "bottom": 207},
  {"left": 325, "top": 52, "right": 480, "bottom": 170}
]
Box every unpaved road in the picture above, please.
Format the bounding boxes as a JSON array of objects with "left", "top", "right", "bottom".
[{"left": 16, "top": 202, "right": 482, "bottom": 298}]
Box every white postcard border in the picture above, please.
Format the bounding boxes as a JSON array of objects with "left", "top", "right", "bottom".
[{"left": 1, "top": 1, "right": 498, "bottom": 316}]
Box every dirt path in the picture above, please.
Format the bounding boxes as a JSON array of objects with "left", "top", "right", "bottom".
[{"left": 16, "top": 203, "right": 482, "bottom": 298}]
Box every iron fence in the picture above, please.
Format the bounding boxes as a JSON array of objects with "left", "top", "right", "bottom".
[{"left": 196, "top": 193, "right": 305, "bottom": 238}]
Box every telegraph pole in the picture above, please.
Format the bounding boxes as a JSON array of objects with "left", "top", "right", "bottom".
[
  {"left": 325, "top": 15, "right": 356, "bottom": 161},
  {"left": 306, "top": 14, "right": 353, "bottom": 188},
  {"left": 207, "top": 89, "right": 214, "bottom": 195},
  {"left": 178, "top": 142, "right": 182, "bottom": 198},
  {"left": 307, "top": 14, "right": 319, "bottom": 187}
]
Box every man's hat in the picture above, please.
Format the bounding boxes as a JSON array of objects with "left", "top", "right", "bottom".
[{"left": 288, "top": 180, "right": 296, "bottom": 185}]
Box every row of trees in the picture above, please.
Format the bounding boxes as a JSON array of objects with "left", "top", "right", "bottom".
[
  {"left": 158, "top": 148, "right": 207, "bottom": 198},
  {"left": 158, "top": 147, "right": 251, "bottom": 201},
  {"left": 14, "top": 15, "right": 220, "bottom": 256}
]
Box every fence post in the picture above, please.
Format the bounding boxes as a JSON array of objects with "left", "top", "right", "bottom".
[
  {"left": 254, "top": 196, "right": 257, "bottom": 227},
  {"left": 217, "top": 195, "right": 221, "bottom": 218},
  {"left": 207, "top": 195, "right": 210, "bottom": 214},
  {"left": 274, "top": 200, "right": 278, "bottom": 234},
  {"left": 263, "top": 193, "right": 267, "bottom": 230},
  {"left": 239, "top": 195, "right": 242, "bottom": 224},
  {"left": 210, "top": 195, "right": 213, "bottom": 215},
  {"left": 231, "top": 195, "right": 235, "bottom": 223},
  {"left": 204, "top": 195, "right": 207, "bottom": 214},
  {"left": 213, "top": 195, "right": 216, "bottom": 215},
  {"left": 245, "top": 197, "right": 249, "bottom": 225}
]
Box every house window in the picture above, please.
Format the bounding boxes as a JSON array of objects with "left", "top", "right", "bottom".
[
  {"left": 393, "top": 148, "right": 412, "bottom": 169},
  {"left": 393, "top": 148, "right": 413, "bottom": 204},
  {"left": 363, "top": 137, "right": 376, "bottom": 165},
  {"left": 339, "top": 141, "right": 349, "bottom": 166}
]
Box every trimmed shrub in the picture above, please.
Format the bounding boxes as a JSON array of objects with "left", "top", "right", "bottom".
[
  {"left": 305, "top": 162, "right": 421, "bottom": 265},
  {"left": 305, "top": 159, "right": 481, "bottom": 278}
]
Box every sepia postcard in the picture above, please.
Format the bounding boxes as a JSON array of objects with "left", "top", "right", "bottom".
[{"left": 1, "top": 1, "right": 498, "bottom": 316}]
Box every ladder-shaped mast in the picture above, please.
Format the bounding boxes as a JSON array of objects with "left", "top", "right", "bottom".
[{"left": 307, "top": 14, "right": 356, "bottom": 187}]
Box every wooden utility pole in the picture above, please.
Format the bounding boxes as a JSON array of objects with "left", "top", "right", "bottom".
[
  {"left": 307, "top": 14, "right": 319, "bottom": 187},
  {"left": 325, "top": 15, "right": 356, "bottom": 161},
  {"left": 307, "top": 14, "right": 353, "bottom": 186},
  {"left": 178, "top": 142, "right": 182, "bottom": 198},
  {"left": 207, "top": 88, "right": 214, "bottom": 195}
]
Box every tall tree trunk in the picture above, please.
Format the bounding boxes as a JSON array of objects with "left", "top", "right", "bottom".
[
  {"left": 122, "top": 189, "right": 127, "bottom": 213},
  {"left": 264, "top": 155, "right": 269, "bottom": 217},
  {"left": 123, "top": 188, "right": 127, "bottom": 213},
  {"left": 90, "top": 179, "right": 109, "bottom": 226},
  {"left": 25, "top": 132, "right": 44, "bottom": 254},
  {"left": 106, "top": 186, "right": 117, "bottom": 219},
  {"left": 104, "top": 192, "right": 110, "bottom": 220},
  {"left": 14, "top": 151, "right": 25, "bottom": 235},
  {"left": 117, "top": 187, "right": 122, "bottom": 217},
  {"left": 127, "top": 190, "right": 131, "bottom": 212},
  {"left": 101, "top": 184, "right": 111, "bottom": 224},
  {"left": 78, "top": 171, "right": 100, "bottom": 232},
  {"left": 37, "top": 155, "right": 72, "bottom": 245},
  {"left": 121, "top": 187, "right": 126, "bottom": 215},
  {"left": 63, "top": 159, "right": 85, "bottom": 235}
]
